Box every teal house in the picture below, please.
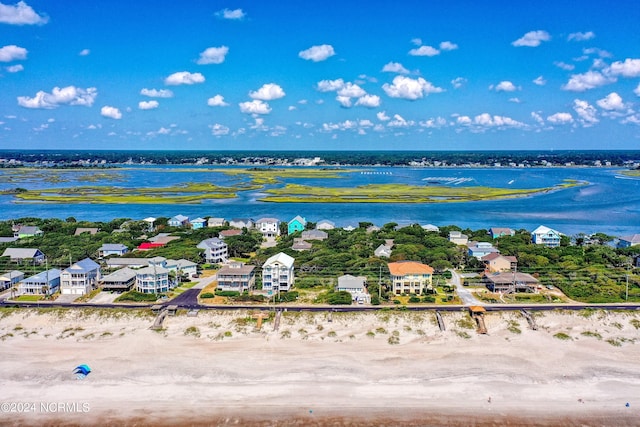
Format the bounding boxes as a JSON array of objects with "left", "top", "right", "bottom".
[{"left": 288, "top": 215, "right": 306, "bottom": 235}]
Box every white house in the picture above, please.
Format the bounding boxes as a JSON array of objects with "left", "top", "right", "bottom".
[
  {"left": 60, "top": 258, "right": 101, "bottom": 295},
  {"left": 262, "top": 252, "right": 295, "bottom": 293},
  {"left": 18, "top": 269, "right": 61, "bottom": 295},
  {"left": 135, "top": 265, "right": 171, "bottom": 294},
  {"left": 316, "top": 220, "right": 335, "bottom": 230},
  {"left": 374, "top": 243, "right": 392, "bottom": 258},
  {"left": 208, "top": 217, "right": 225, "bottom": 227},
  {"left": 175, "top": 259, "right": 198, "bottom": 278},
  {"left": 531, "top": 225, "right": 562, "bottom": 247},
  {"left": 98, "top": 243, "right": 128, "bottom": 258},
  {"left": 336, "top": 274, "right": 370, "bottom": 304},
  {"left": 255, "top": 217, "right": 281, "bottom": 238},
  {"left": 197, "top": 237, "right": 228, "bottom": 263}
]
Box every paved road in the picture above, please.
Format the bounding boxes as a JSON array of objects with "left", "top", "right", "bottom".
[{"left": 449, "top": 269, "right": 482, "bottom": 306}]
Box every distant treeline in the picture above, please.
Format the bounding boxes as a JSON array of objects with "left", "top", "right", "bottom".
[{"left": 1, "top": 150, "right": 639, "bottom": 167}]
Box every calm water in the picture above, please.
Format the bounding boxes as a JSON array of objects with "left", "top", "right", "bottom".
[{"left": 1, "top": 166, "right": 639, "bottom": 237}]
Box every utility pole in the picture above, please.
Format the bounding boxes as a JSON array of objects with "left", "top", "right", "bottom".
[{"left": 626, "top": 258, "right": 631, "bottom": 301}]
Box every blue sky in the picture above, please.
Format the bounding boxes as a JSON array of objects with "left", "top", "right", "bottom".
[{"left": 1, "top": 0, "right": 639, "bottom": 151}]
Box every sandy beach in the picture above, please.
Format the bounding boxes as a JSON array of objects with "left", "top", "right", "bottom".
[{"left": 1, "top": 307, "right": 639, "bottom": 426}]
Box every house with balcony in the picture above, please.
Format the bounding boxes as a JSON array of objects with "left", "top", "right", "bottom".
[
  {"left": 101, "top": 267, "right": 137, "bottom": 292},
  {"left": 336, "top": 274, "right": 370, "bottom": 304},
  {"left": 387, "top": 261, "right": 434, "bottom": 295},
  {"left": 208, "top": 217, "right": 225, "bottom": 227},
  {"left": 448, "top": 231, "right": 469, "bottom": 245},
  {"left": 531, "top": 225, "right": 561, "bottom": 247},
  {"left": 176, "top": 259, "right": 198, "bottom": 278},
  {"left": 135, "top": 264, "right": 171, "bottom": 294},
  {"left": 481, "top": 253, "right": 518, "bottom": 273},
  {"left": 1, "top": 248, "right": 45, "bottom": 264},
  {"left": 216, "top": 262, "right": 256, "bottom": 292},
  {"left": 255, "top": 217, "right": 281, "bottom": 238},
  {"left": 60, "top": 258, "right": 101, "bottom": 296},
  {"left": 98, "top": 243, "right": 129, "bottom": 258},
  {"left": 197, "top": 237, "right": 228, "bottom": 263},
  {"left": 483, "top": 272, "right": 539, "bottom": 293},
  {"left": 262, "top": 252, "right": 295, "bottom": 293},
  {"left": 288, "top": 215, "right": 306, "bottom": 235},
  {"left": 18, "top": 269, "right": 61, "bottom": 295},
  {"left": 0, "top": 270, "right": 24, "bottom": 291},
  {"left": 467, "top": 241, "right": 499, "bottom": 259}
]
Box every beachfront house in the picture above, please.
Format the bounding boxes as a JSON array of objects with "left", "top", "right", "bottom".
[
  {"left": 255, "top": 217, "right": 281, "bottom": 238},
  {"left": 262, "top": 252, "right": 295, "bottom": 293},
  {"left": 467, "top": 241, "right": 499, "bottom": 259},
  {"left": 387, "top": 261, "right": 434, "bottom": 295},
  {"left": 618, "top": 234, "right": 640, "bottom": 248},
  {"left": 1, "top": 248, "right": 46, "bottom": 265},
  {"left": 481, "top": 253, "right": 518, "bottom": 273},
  {"left": 101, "top": 267, "right": 137, "bottom": 292},
  {"left": 336, "top": 275, "right": 370, "bottom": 304},
  {"left": 197, "top": 237, "right": 228, "bottom": 263},
  {"left": 229, "top": 218, "right": 254, "bottom": 229},
  {"left": 301, "top": 229, "right": 328, "bottom": 241},
  {"left": 483, "top": 272, "right": 539, "bottom": 293},
  {"left": 448, "top": 231, "right": 469, "bottom": 245},
  {"left": 0, "top": 270, "right": 24, "bottom": 291},
  {"left": 98, "top": 243, "right": 129, "bottom": 258},
  {"left": 168, "top": 215, "right": 189, "bottom": 227},
  {"left": 135, "top": 264, "right": 170, "bottom": 294},
  {"left": 488, "top": 227, "right": 515, "bottom": 239},
  {"left": 316, "top": 220, "right": 335, "bottom": 230},
  {"left": 216, "top": 262, "right": 256, "bottom": 292},
  {"left": 531, "top": 225, "right": 561, "bottom": 247},
  {"left": 60, "top": 258, "right": 101, "bottom": 296},
  {"left": 190, "top": 218, "right": 207, "bottom": 230},
  {"left": 288, "top": 216, "right": 306, "bottom": 235},
  {"left": 18, "top": 269, "right": 61, "bottom": 295}
]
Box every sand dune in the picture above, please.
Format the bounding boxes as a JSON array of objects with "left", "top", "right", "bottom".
[{"left": 1, "top": 308, "right": 639, "bottom": 426}]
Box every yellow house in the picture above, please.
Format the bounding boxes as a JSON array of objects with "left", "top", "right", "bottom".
[{"left": 388, "top": 261, "right": 434, "bottom": 295}]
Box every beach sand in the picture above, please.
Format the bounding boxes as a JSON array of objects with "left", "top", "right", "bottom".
[{"left": 1, "top": 307, "right": 639, "bottom": 426}]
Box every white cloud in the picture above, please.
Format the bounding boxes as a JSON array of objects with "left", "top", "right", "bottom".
[
  {"left": 388, "top": 114, "right": 414, "bottom": 127},
  {"left": 209, "top": 124, "right": 230, "bottom": 136},
  {"left": 239, "top": 100, "right": 271, "bottom": 114},
  {"left": 457, "top": 116, "right": 472, "bottom": 125},
  {"left": 196, "top": 46, "right": 229, "bottom": 65},
  {"left": 5, "top": 63, "right": 22, "bottom": 72},
  {"left": 0, "top": 44, "right": 27, "bottom": 62},
  {"left": 607, "top": 58, "right": 640, "bottom": 78},
  {"left": 451, "top": 77, "right": 466, "bottom": 89},
  {"left": 583, "top": 47, "right": 612, "bottom": 58},
  {"left": 547, "top": 112, "right": 573, "bottom": 124},
  {"left": 17, "top": 86, "right": 97, "bottom": 109},
  {"left": 596, "top": 92, "right": 625, "bottom": 110},
  {"left": 355, "top": 94, "right": 381, "bottom": 108},
  {"left": 492, "top": 81, "right": 517, "bottom": 92},
  {"left": 634, "top": 83, "right": 640, "bottom": 97},
  {"left": 216, "top": 8, "right": 245, "bottom": 20},
  {"left": 0, "top": 1, "right": 48, "bottom": 25},
  {"left": 408, "top": 45, "right": 439, "bottom": 56},
  {"left": 335, "top": 96, "right": 352, "bottom": 108},
  {"left": 377, "top": 111, "right": 390, "bottom": 121},
  {"left": 207, "top": 94, "right": 229, "bottom": 107},
  {"left": 531, "top": 112, "right": 545, "bottom": 125},
  {"left": 420, "top": 117, "right": 448, "bottom": 128},
  {"left": 249, "top": 83, "right": 285, "bottom": 100},
  {"left": 337, "top": 82, "right": 365, "bottom": 98},
  {"left": 411, "top": 38, "right": 422, "bottom": 46},
  {"left": 533, "top": 76, "right": 546, "bottom": 86},
  {"left": 382, "top": 76, "right": 444, "bottom": 100},
  {"left": 573, "top": 99, "right": 599, "bottom": 125},
  {"left": 298, "top": 44, "right": 335, "bottom": 62},
  {"left": 562, "top": 71, "right": 612, "bottom": 91},
  {"left": 316, "top": 78, "right": 344, "bottom": 92},
  {"left": 554, "top": 61, "right": 575, "bottom": 71},
  {"left": 382, "top": 62, "right": 409, "bottom": 74},
  {"left": 140, "top": 88, "right": 174, "bottom": 98},
  {"left": 471, "top": 113, "right": 526, "bottom": 128},
  {"left": 568, "top": 31, "right": 595, "bottom": 42},
  {"left": 509, "top": 97, "right": 521, "bottom": 103},
  {"left": 439, "top": 41, "right": 458, "bottom": 51},
  {"left": 78, "top": 49, "right": 90, "bottom": 56},
  {"left": 164, "top": 71, "right": 205, "bottom": 85},
  {"left": 138, "top": 100, "right": 159, "bottom": 110},
  {"left": 512, "top": 30, "right": 551, "bottom": 47},
  {"left": 101, "top": 106, "right": 122, "bottom": 119}
]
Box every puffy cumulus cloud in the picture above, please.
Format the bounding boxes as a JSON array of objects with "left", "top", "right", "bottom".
[
  {"left": 164, "top": 71, "right": 205, "bottom": 85},
  {"left": 17, "top": 86, "right": 97, "bottom": 109},
  {"left": 491, "top": 81, "right": 517, "bottom": 92},
  {"left": 239, "top": 99, "right": 271, "bottom": 115},
  {"left": 382, "top": 76, "right": 443, "bottom": 100},
  {"left": 209, "top": 123, "right": 230, "bottom": 136},
  {"left": 562, "top": 70, "right": 612, "bottom": 91},
  {"left": 388, "top": 114, "right": 414, "bottom": 127},
  {"left": 451, "top": 77, "right": 466, "bottom": 89},
  {"left": 335, "top": 95, "right": 352, "bottom": 108},
  {"left": 316, "top": 78, "right": 344, "bottom": 92},
  {"left": 337, "top": 82, "right": 365, "bottom": 98},
  {"left": 439, "top": 41, "right": 458, "bottom": 51},
  {"left": 411, "top": 38, "right": 422, "bottom": 46},
  {"left": 101, "top": 106, "right": 122, "bottom": 119},
  {"left": 531, "top": 112, "right": 545, "bottom": 125},
  {"left": 573, "top": 99, "right": 598, "bottom": 125},
  {"left": 533, "top": 76, "right": 546, "bottom": 86},
  {"left": 377, "top": 111, "right": 390, "bottom": 121},
  {"left": 408, "top": 45, "right": 439, "bottom": 56},
  {"left": 547, "top": 112, "right": 573, "bottom": 124},
  {"left": 472, "top": 113, "right": 526, "bottom": 128},
  {"left": 596, "top": 92, "right": 625, "bottom": 110},
  {"left": 509, "top": 97, "right": 521, "bottom": 103},
  {"left": 382, "top": 62, "right": 409, "bottom": 74},
  {"left": 141, "top": 88, "right": 174, "bottom": 98},
  {"left": 457, "top": 116, "right": 472, "bottom": 125},
  {"left": 0, "top": 44, "right": 27, "bottom": 62},
  {"left": 355, "top": 94, "right": 381, "bottom": 108},
  {"left": 568, "top": 31, "right": 595, "bottom": 42},
  {"left": 419, "top": 117, "right": 448, "bottom": 128},
  {"left": 207, "top": 94, "right": 229, "bottom": 107},
  {"left": 249, "top": 83, "right": 285, "bottom": 100},
  {"left": 0, "top": 1, "right": 48, "bottom": 25},
  {"left": 138, "top": 100, "right": 159, "bottom": 110},
  {"left": 78, "top": 49, "right": 90, "bottom": 56},
  {"left": 5, "top": 63, "right": 22, "bottom": 72},
  {"left": 196, "top": 46, "right": 229, "bottom": 65},
  {"left": 607, "top": 58, "right": 640, "bottom": 78},
  {"left": 512, "top": 30, "right": 551, "bottom": 47},
  {"left": 216, "top": 8, "right": 245, "bottom": 20},
  {"left": 298, "top": 44, "right": 335, "bottom": 62},
  {"left": 554, "top": 61, "right": 575, "bottom": 71},
  {"left": 634, "top": 83, "right": 640, "bottom": 97}
]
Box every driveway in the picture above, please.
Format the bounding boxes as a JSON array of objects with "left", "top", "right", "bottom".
[
  {"left": 448, "top": 269, "right": 483, "bottom": 306},
  {"left": 90, "top": 291, "right": 121, "bottom": 304}
]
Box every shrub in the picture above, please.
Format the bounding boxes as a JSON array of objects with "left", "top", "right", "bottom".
[
  {"left": 422, "top": 296, "right": 435, "bottom": 303},
  {"left": 408, "top": 296, "right": 421, "bottom": 303},
  {"left": 277, "top": 291, "right": 299, "bottom": 303},
  {"left": 200, "top": 292, "right": 215, "bottom": 299},
  {"left": 115, "top": 291, "right": 159, "bottom": 302},
  {"left": 553, "top": 332, "right": 572, "bottom": 341},
  {"left": 215, "top": 290, "right": 240, "bottom": 297}
]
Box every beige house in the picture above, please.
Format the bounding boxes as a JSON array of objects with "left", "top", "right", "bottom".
[
  {"left": 481, "top": 253, "right": 518, "bottom": 273},
  {"left": 448, "top": 231, "right": 469, "bottom": 245},
  {"left": 387, "top": 261, "right": 434, "bottom": 295}
]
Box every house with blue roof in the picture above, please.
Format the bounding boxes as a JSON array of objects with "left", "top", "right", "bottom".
[
  {"left": 98, "top": 243, "right": 128, "bottom": 258},
  {"left": 60, "top": 258, "right": 101, "bottom": 295}
]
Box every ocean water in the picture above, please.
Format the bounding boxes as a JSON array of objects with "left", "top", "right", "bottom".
[{"left": 0, "top": 166, "right": 638, "bottom": 237}]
